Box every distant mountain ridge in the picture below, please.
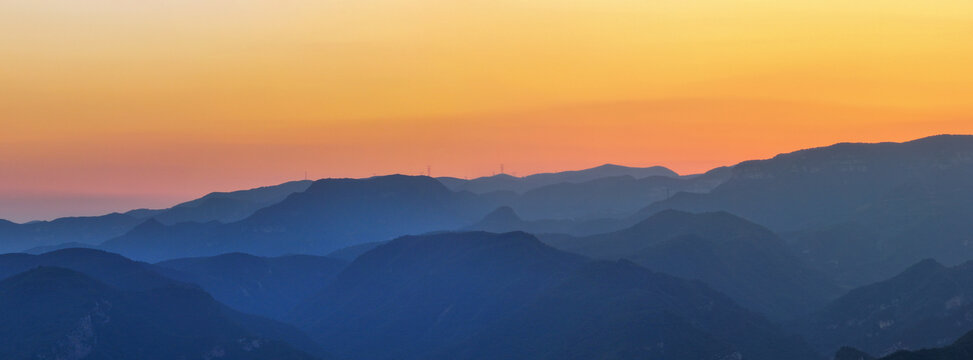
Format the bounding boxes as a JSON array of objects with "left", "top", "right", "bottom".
[
  {"left": 476, "top": 170, "right": 729, "bottom": 220},
  {"left": 103, "top": 175, "right": 495, "bottom": 261},
  {"left": 641, "top": 135, "right": 973, "bottom": 231},
  {"left": 132, "top": 180, "right": 313, "bottom": 225},
  {"left": 0, "top": 213, "right": 144, "bottom": 254},
  {"left": 437, "top": 163, "right": 680, "bottom": 194},
  {"left": 0, "top": 180, "right": 312, "bottom": 254},
  {"left": 637, "top": 134, "right": 973, "bottom": 286},
  {"left": 2, "top": 165, "right": 726, "bottom": 258}
]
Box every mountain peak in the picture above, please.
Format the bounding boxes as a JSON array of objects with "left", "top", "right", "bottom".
[
  {"left": 895, "top": 258, "right": 947, "bottom": 280},
  {"left": 591, "top": 163, "right": 627, "bottom": 170},
  {"left": 0, "top": 266, "right": 112, "bottom": 295},
  {"left": 906, "top": 133, "right": 973, "bottom": 144},
  {"left": 40, "top": 247, "right": 126, "bottom": 259},
  {"left": 131, "top": 217, "right": 165, "bottom": 232},
  {"left": 326, "top": 230, "right": 585, "bottom": 295},
  {"left": 472, "top": 206, "right": 523, "bottom": 228},
  {"left": 307, "top": 174, "right": 452, "bottom": 196}
]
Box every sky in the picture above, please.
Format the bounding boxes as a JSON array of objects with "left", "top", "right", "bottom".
[{"left": 2, "top": 0, "right": 973, "bottom": 222}]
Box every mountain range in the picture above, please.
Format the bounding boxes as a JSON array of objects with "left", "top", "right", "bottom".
[
  {"left": 102, "top": 175, "right": 492, "bottom": 261},
  {"left": 0, "top": 180, "right": 312, "bottom": 254},
  {"left": 155, "top": 252, "right": 347, "bottom": 319},
  {"left": 542, "top": 210, "right": 842, "bottom": 320},
  {"left": 4, "top": 135, "right": 973, "bottom": 359},
  {"left": 799, "top": 258, "right": 973, "bottom": 357},
  {"left": 289, "top": 231, "right": 820, "bottom": 360},
  {"left": 0, "top": 250, "right": 328, "bottom": 359},
  {"left": 475, "top": 169, "right": 729, "bottom": 220},
  {"left": 436, "top": 164, "right": 681, "bottom": 194},
  {"left": 637, "top": 135, "right": 973, "bottom": 287},
  {"left": 130, "top": 180, "right": 313, "bottom": 225}
]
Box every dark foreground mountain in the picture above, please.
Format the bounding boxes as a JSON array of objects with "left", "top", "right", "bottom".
[
  {"left": 800, "top": 259, "right": 973, "bottom": 356},
  {"left": 156, "top": 252, "right": 347, "bottom": 319},
  {"left": 103, "top": 175, "right": 494, "bottom": 261},
  {"left": 638, "top": 135, "right": 973, "bottom": 286},
  {"left": 290, "top": 231, "right": 819, "bottom": 360},
  {"left": 543, "top": 210, "right": 841, "bottom": 320},
  {"left": 446, "top": 260, "right": 820, "bottom": 360},
  {"left": 289, "top": 231, "right": 586, "bottom": 360},
  {"left": 835, "top": 330, "right": 973, "bottom": 360},
  {"left": 0, "top": 267, "right": 325, "bottom": 360},
  {"left": 437, "top": 163, "right": 680, "bottom": 194}
]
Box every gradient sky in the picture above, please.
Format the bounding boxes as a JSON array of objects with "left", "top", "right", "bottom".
[{"left": 2, "top": 0, "right": 973, "bottom": 222}]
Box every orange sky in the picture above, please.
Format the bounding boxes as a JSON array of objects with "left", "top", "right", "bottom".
[{"left": 2, "top": 0, "right": 973, "bottom": 222}]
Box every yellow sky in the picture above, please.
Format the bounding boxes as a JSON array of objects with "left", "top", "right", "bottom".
[{"left": 1, "top": 0, "right": 972, "bottom": 221}]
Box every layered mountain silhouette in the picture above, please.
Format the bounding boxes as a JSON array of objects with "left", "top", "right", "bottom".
[
  {"left": 638, "top": 135, "right": 973, "bottom": 286},
  {"left": 0, "top": 180, "right": 312, "bottom": 254},
  {"left": 0, "top": 213, "right": 144, "bottom": 254},
  {"left": 0, "top": 267, "right": 325, "bottom": 360},
  {"left": 103, "top": 175, "right": 494, "bottom": 261},
  {"left": 0, "top": 248, "right": 179, "bottom": 291},
  {"left": 5, "top": 134, "right": 973, "bottom": 359},
  {"left": 462, "top": 167, "right": 734, "bottom": 235},
  {"left": 475, "top": 172, "right": 728, "bottom": 221},
  {"left": 155, "top": 252, "right": 347, "bottom": 319},
  {"left": 640, "top": 135, "right": 973, "bottom": 231},
  {"left": 101, "top": 219, "right": 225, "bottom": 262},
  {"left": 289, "top": 231, "right": 819, "bottom": 360},
  {"left": 543, "top": 210, "right": 842, "bottom": 320},
  {"left": 800, "top": 259, "right": 973, "bottom": 356},
  {"left": 133, "top": 180, "right": 313, "bottom": 225},
  {"left": 437, "top": 164, "right": 681, "bottom": 194},
  {"left": 9, "top": 166, "right": 725, "bottom": 260},
  {"left": 463, "top": 165, "right": 729, "bottom": 220}
]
